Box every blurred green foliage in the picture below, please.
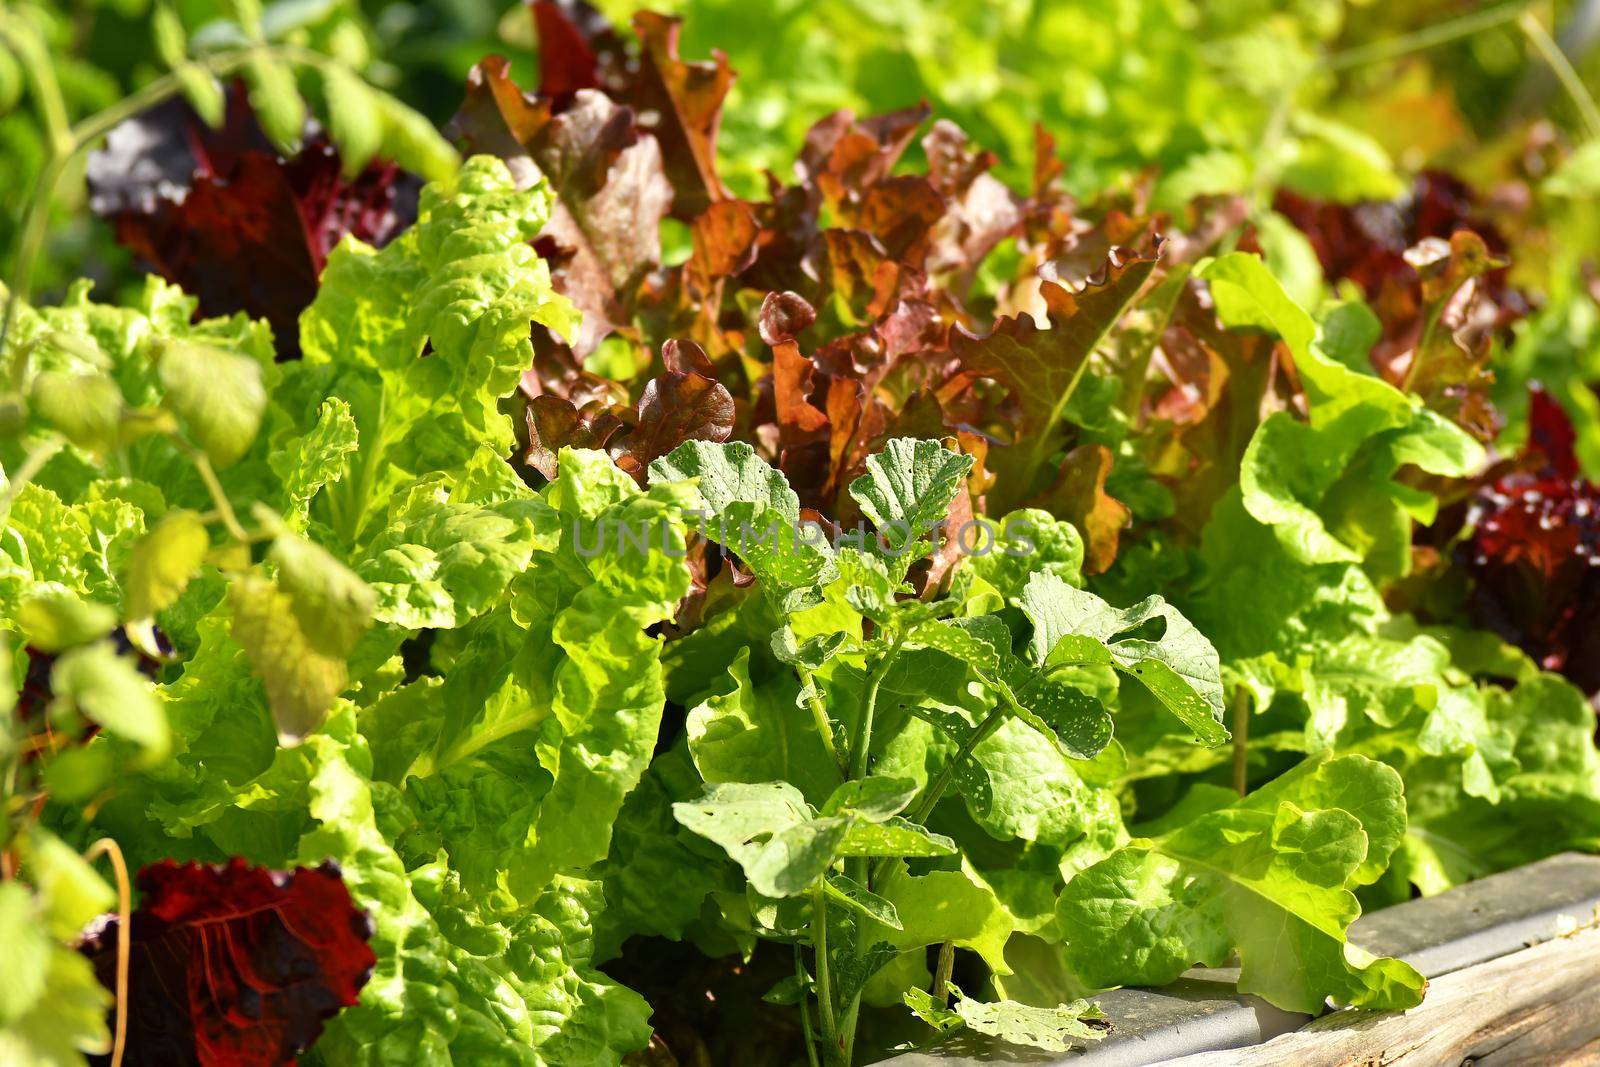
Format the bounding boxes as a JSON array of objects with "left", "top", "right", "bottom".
[{"left": 3, "top": 0, "right": 1598, "bottom": 459}]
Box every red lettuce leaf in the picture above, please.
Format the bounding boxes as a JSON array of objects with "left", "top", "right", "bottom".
[
  {"left": 522, "top": 339, "right": 732, "bottom": 482},
  {"left": 629, "top": 11, "right": 736, "bottom": 219},
  {"left": 467, "top": 12, "right": 1262, "bottom": 574},
  {"left": 87, "top": 84, "right": 419, "bottom": 358},
  {"left": 1462, "top": 387, "right": 1600, "bottom": 693},
  {"left": 82, "top": 858, "right": 376, "bottom": 1067},
  {"left": 531, "top": 0, "right": 630, "bottom": 105}
]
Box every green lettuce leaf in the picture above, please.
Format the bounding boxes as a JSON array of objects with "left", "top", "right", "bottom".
[
  {"left": 1056, "top": 753, "right": 1424, "bottom": 1013},
  {"left": 1199, "top": 253, "right": 1483, "bottom": 578},
  {"left": 904, "top": 982, "right": 1107, "bottom": 1052},
  {"left": 846, "top": 437, "right": 973, "bottom": 571},
  {"left": 650, "top": 440, "right": 837, "bottom": 611},
  {"left": 686, "top": 647, "right": 842, "bottom": 805},
  {"left": 298, "top": 156, "right": 580, "bottom": 531},
  {"left": 1020, "top": 572, "right": 1226, "bottom": 744}
]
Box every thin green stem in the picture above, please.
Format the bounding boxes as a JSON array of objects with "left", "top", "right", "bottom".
[
  {"left": 1521, "top": 10, "right": 1600, "bottom": 140},
  {"left": 870, "top": 699, "right": 1009, "bottom": 888},
  {"left": 187, "top": 449, "right": 250, "bottom": 543},
  {"left": 848, "top": 638, "right": 903, "bottom": 782},
  {"left": 931, "top": 941, "right": 956, "bottom": 1006},
  {"left": 908, "top": 703, "right": 1002, "bottom": 824},
  {"left": 1323, "top": 0, "right": 1537, "bottom": 71},
  {"left": 66, "top": 54, "right": 250, "bottom": 154},
  {"left": 842, "top": 688, "right": 1017, "bottom": 1060},
  {"left": 797, "top": 943, "right": 822, "bottom": 1067},
  {"left": 838, "top": 993, "right": 861, "bottom": 1065},
  {"left": 0, "top": 17, "right": 72, "bottom": 153},
  {"left": 798, "top": 666, "right": 843, "bottom": 771},
  {"left": 812, "top": 885, "right": 838, "bottom": 1056},
  {"left": 832, "top": 636, "right": 908, "bottom": 1064},
  {"left": 83, "top": 838, "right": 131, "bottom": 1067},
  {"left": 0, "top": 156, "right": 67, "bottom": 357},
  {"left": 1231, "top": 687, "right": 1251, "bottom": 797}
]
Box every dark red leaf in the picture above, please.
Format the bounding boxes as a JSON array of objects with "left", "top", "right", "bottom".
[
  {"left": 1528, "top": 385, "right": 1580, "bottom": 480},
  {"left": 758, "top": 290, "right": 818, "bottom": 347},
  {"left": 82, "top": 858, "right": 375, "bottom": 1067},
  {"left": 1152, "top": 280, "right": 1297, "bottom": 535},
  {"left": 1032, "top": 444, "right": 1131, "bottom": 575},
  {"left": 523, "top": 340, "right": 732, "bottom": 482},
  {"left": 1384, "top": 231, "right": 1507, "bottom": 441},
  {"left": 1462, "top": 386, "right": 1600, "bottom": 694},
  {"left": 624, "top": 340, "right": 735, "bottom": 474},
  {"left": 923, "top": 120, "right": 1022, "bottom": 284},
  {"left": 685, "top": 200, "right": 760, "bottom": 297},
  {"left": 530, "top": 0, "right": 629, "bottom": 105},
  {"left": 459, "top": 22, "right": 1223, "bottom": 537},
  {"left": 629, "top": 11, "right": 735, "bottom": 219},
  {"left": 836, "top": 176, "right": 945, "bottom": 265},
  {"left": 523, "top": 393, "right": 629, "bottom": 479},
  {"left": 87, "top": 85, "right": 418, "bottom": 358},
  {"left": 452, "top": 53, "right": 551, "bottom": 155},
  {"left": 1274, "top": 171, "right": 1528, "bottom": 440},
  {"left": 947, "top": 239, "right": 1161, "bottom": 504},
  {"left": 816, "top": 229, "right": 902, "bottom": 324},
  {"left": 798, "top": 104, "right": 931, "bottom": 207},
  {"left": 772, "top": 334, "right": 832, "bottom": 446}
]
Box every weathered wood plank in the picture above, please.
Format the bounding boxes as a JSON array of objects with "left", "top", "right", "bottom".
[{"left": 1160, "top": 925, "right": 1600, "bottom": 1067}]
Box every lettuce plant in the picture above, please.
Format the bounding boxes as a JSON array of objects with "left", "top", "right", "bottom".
[
  {"left": 5, "top": 5, "right": 1600, "bottom": 1067},
  {"left": 0, "top": 157, "right": 680, "bottom": 1065},
  {"left": 609, "top": 436, "right": 1421, "bottom": 1062}
]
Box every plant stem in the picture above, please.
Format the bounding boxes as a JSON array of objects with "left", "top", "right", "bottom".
[
  {"left": 812, "top": 884, "right": 838, "bottom": 1056},
  {"left": 798, "top": 665, "right": 843, "bottom": 771},
  {"left": 1323, "top": 0, "right": 1537, "bottom": 71},
  {"left": 872, "top": 698, "right": 1010, "bottom": 887},
  {"left": 912, "top": 706, "right": 1004, "bottom": 827},
  {"left": 797, "top": 943, "right": 822, "bottom": 1067},
  {"left": 848, "top": 639, "right": 903, "bottom": 782},
  {"left": 66, "top": 53, "right": 254, "bottom": 158},
  {"left": 84, "top": 838, "right": 131, "bottom": 1067},
  {"left": 0, "top": 19, "right": 71, "bottom": 154},
  {"left": 841, "top": 690, "right": 1018, "bottom": 1059},
  {"left": 1520, "top": 10, "right": 1600, "bottom": 140},
  {"left": 188, "top": 448, "right": 250, "bottom": 543},
  {"left": 931, "top": 941, "right": 956, "bottom": 1006},
  {"left": 0, "top": 155, "right": 67, "bottom": 358},
  {"left": 831, "top": 637, "right": 907, "bottom": 1064},
  {"left": 1232, "top": 686, "right": 1251, "bottom": 796}
]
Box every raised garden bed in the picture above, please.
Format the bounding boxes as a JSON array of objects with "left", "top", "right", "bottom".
[
  {"left": 889, "top": 852, "right": 1600, "bottom": 1065},
  {"left": 5, "top": 4, "right": 1600, "bottom": 1066}
]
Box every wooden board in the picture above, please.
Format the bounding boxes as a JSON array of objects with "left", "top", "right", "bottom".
[{"left": 1161, "top": 925, "right": 1600, "bottom": 1066}]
